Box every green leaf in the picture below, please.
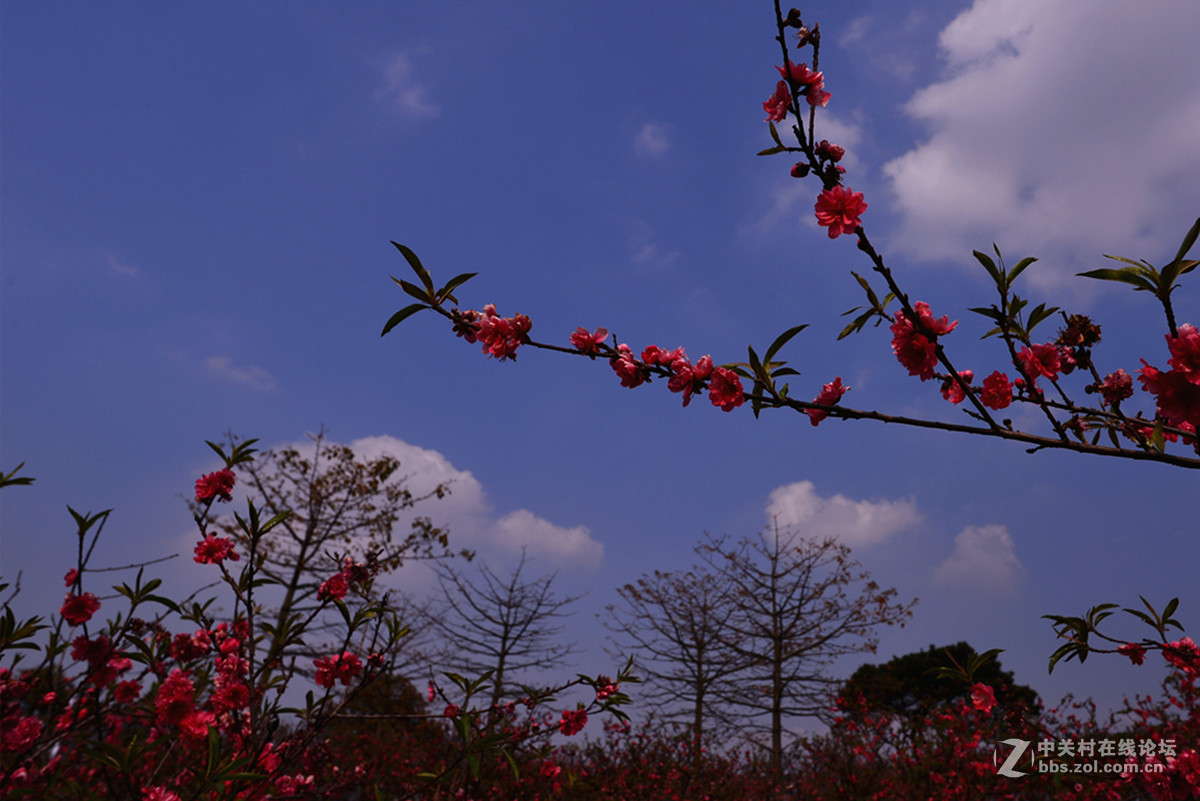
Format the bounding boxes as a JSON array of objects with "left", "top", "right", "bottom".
[
  {"left": 0, "top": 463, "right": 35, "bottom": 489},
  {"left": 1160, "top": 258, "right": 1198, "bottom": 292},
  {"left": 1162, "top": 597, "right": 1180, "bottom": 623},
  {"left": 768, "top": 121, "right": 784, "bottom": 147},
  {"left": 1171, "top": 217, "right": 1200, "bottom": 265},
  {"left": 1026, "top": 303, "right": 1060, "bottom": 335},
  {"left": 757, "top": 145, "right": 786, "bottom": 156},
  {"left": 763, "top": 324, "right": 808, "bottom": 364},
  {"left": 1081, "top": 265, "right": 1161, "bottom": 296},
  {"left": 436, "top": 272, "right": 478, "bottom": 305},
  {"left": 747, "top": 346, "right": 770, "bottom": 387},
  {"left": 968, "top": 306, "right": 1004, "bottom": 324},
  {"left": 391, "top": 242, "right": 435, "bottom": 294},
  {"left": 850, "top": 271, "right": 881, "bottom": 308},
  {"left": 204, "top": 441, "right": 228, "bottom": 463},
  {"left": 1007, "top": 256, "right": 1037, "bottom": 286},
  {"left": 381, "top": 304, "right": 428, "bottom": 337},
  {"left": 393, "top": 276, "right": 433, "bottom": 304},
  {"left": 972, "top": 250, "right": 1001, "bottom": 286},
  {"left": 838, "top": 310, "right": 875, "bottom": 340}
]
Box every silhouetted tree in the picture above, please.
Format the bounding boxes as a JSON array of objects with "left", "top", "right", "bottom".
[
  {"left": 425, "top": 551, "right": 582, "bottom": 711},
  {"left": 699, "top": 527, "right": 917, "bottom": 788},
  {"left": 605, "top": 566, "right": 744, "bottom": 765}
]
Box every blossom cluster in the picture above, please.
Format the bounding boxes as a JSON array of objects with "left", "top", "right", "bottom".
[
  {"left": 1140, "top": 324, "right": 1200, "bottom": 434},
  {"left": 195, "top": 468, "right": 236, "bottom": 503},
  {"left": 317, "top": 556, "right": 376, "bottom": 601},
  {"left": 453, "top": 303, "right": 532, "bottom": 361},
  {"left": 314, "top": 651, "right": 364, "bottom": 689},
  {"left": 558, "top": 707, "right": 588, "bottom": 736},
  {"left": 608, "top": 342, "right": 745, "bottom": 412}
]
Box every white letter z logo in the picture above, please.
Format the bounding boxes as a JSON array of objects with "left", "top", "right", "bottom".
[{"left": 995, "top": 738, "right": 1031, "bottom": 778}]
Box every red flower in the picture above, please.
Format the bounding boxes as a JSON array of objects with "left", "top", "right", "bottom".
[
  {"left": 114, "top": 680, "right": 142, "bottom": 703},
  {"left": 1162, "top": 637, "right": 1200, "bottom": 675},
  {"left": 777, "top": 61, "right": 830, "bottom": 107},
  {"left": 318, "top": 571, "right": 349, "bottom": 601},
  {"left": 708, "top": 367, "right": 745, "bottom": 412},
  {"left": 970, "top": 683, "right": 997, "bottom": 714},
  {"left": 806, "top": 377, "right": 848, "bottom": 426},
  {"left": 60, "top": 593, "right": 100, "bottom": 626},
  {"left": 1098, "top": 369, "right": 1134, "bottom": 405},
  {"left": 980, "top": 371, "right": 1014, "bottom": 410},
  {"left": 1, "top": 715, "right": 41, "bottom": 751},
  {"left": 610, "top": 344, "right": 647, "bottom": 388},
  {"left": 443, "top": 704, "right": 460, "bottom": 718},
  {"left": 641, "top": 345, "right": 685, "bottom": 367},
  {"left": 1139, "top": 361, "right": 1200, "bottom": 429},
  {"left": 1118, "top": 642, "right": 1147, "bottom": 665},
  {"left": 815, "top": 139, "right": 844, "bottom": 162},
  {"left": 193, "top": 535, "right": 239, "bottom": 565},
  {"left": 1017, "top": 343, "right": 1063, "bottom": 381},
  {"left": 763, "top": 80, "right": 791, "bottom": 122},
  {"left": 667, "top": 354, "right": 713, "bottom": 408},
  {"left": 569, "top": 326, "right": 609, "bottom": 355},
  {"left": 154, "top": 670, "right": 195, "bottom": 725},
  {"left": 71, "top": 635, "right": 112, "bottom": 667},
  {"left": 814, "top": 186, "right": 867, "bottom": 239},
  {"left": 940, "top": 370, "right": 974, "bottom": 405},
  {"left": 473, "top": 304, "right": 532, "bottom": 361},
  {"left": 142, "top": 787, "right": 182, "bottom": 801},
  {"left": 64, "top": 568, "right": 79, "bottom": 588},
  {"left": 1167, "top": 323, "right": 1200, "bottom": 384},
  {"left": 890, "top": 302, "right": 956, "bottom": 381},
  {"left": 194, "top": 468, "right": 236, "bottom": 503},
  {"left": 314, "top": 651, "right": 363, "bottom": 688},
  {"left": 558, "top": 707, "right": 588, "bottom": 736}
]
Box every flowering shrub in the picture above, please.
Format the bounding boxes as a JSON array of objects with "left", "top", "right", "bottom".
[{"left": 0, "top": 442, "right": 632, "bottom": 800}]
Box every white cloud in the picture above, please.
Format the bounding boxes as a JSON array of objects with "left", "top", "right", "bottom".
[
  {"left": 373, "top": 51, "right": 439, "bottom": 118},
  {"left": 931, "top": 524, "right": 1024, "bottom": 595},
  {"left": 201, "top": 355, "right": 277, "bottom": 392},
  {"left": 313, "top": 435, "right": 603, "bottom": 569},
  {"left": 764, "top": 480, "right": 920, "bottom": 549},
  {"left": 495, "top": 510, "right": 603, "bottom": 568},
  {"left": 634, "top": 123, "right": 671, "bottom": 158},
  {"left": 883, "top": 0, "right": 1200, "bottom": 290}
]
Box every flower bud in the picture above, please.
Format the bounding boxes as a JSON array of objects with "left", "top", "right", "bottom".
[
  {"left": 785, "top": 9, "right": 803, "bottom": 28},
  {"left": 790, "top": 162, "right": 810, "bottom": 178}
]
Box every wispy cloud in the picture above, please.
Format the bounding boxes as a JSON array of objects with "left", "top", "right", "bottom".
[
  {"left": 627, "top": 219, "right": 680, "bottom": 271},
  {"left": 883, "top": 0, "right": 1200, "bottom": 290},
  {"left": 103, "top": 253, "right": 139, "bottom": 278},
  {"left": 764, "top": 480, "right": 921, "bottom": 549},
  {"left": 634, "top": 123, "right": 671, "bottom": 158},
  {"left": 201, "top": 355, "right": 277, "bottom": 392},
  {"left": 931, "top": 524, "right": 1025, "bottom": 596},
  {"left": 373, "top": 51, "right": 439, "bottom": 118}
]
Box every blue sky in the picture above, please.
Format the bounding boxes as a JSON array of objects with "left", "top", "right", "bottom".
[{"left": 3, "top": 0, "right": 1199, "bottom": 729}]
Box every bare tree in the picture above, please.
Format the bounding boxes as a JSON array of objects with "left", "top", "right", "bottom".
[
  {"left": 698, "top": 527, "right": 917, "bottom": 788},
  {"left": 604, "top": 566, "right": 744, "bottom": 761},
  {"left": 424, "top": 552, "right": 582, "bottom": 711}
]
